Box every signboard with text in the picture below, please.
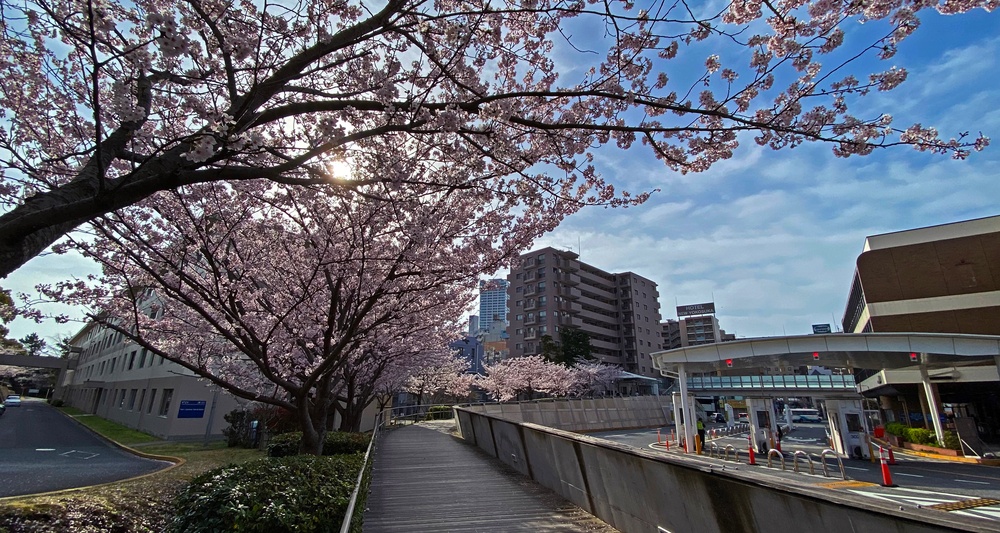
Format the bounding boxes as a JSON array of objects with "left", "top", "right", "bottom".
[
  {"left": 676, "top": 302, "right": 716, "bottom": 317},
  {"left": 177, "top": 400, "right": 207, "bottom": 419},
  {"left": 812, "top": 324, "right": 832, "bottom": 334}
]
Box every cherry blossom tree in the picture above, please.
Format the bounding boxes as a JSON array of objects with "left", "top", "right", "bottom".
[
  {"left": 403, "top": 352, "right": 476, "bottom": 404},
  {"left": 47, "top": 178, "right": 526, "bottom": 454},
  {"left": 1, "top": 0, "right": 993, "bottom": 278},
  {"left": 480, "top": 356, "right": 624, "bottom": 401}
]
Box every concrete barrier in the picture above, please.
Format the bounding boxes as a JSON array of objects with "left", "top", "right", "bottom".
[
  {"left": 462, "top": 396, "right": 671, "bottom": 432},
  {"left": 455, "top": 407, "right": 991, "bottom": 533}
]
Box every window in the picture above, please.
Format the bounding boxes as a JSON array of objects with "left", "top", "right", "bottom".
[
  {"left": 127, "top": 389, "right": 138, "bottom": 410},
  {"left": 138, "top": 389, "right": 147, "bottom": 412},
  {"left": 147, "top": 390, "right": 157, "bottom": 414},
  {"left": 118, "top": 389, "right": 126, "bottom": 408},
  {"left": 128, "top": 350, "right": 137, "bottom": 370},
  {"left": 538, "top": 296, "right": 546, "bottom": 305},
  {"left": 539, "top": 311, "right": 547, "bottom": 319},
  {"left": 537, "top": 281, "right": 545, "bottom": 290},
  {"left": 159, "top": 356, "right": 165, "bottom": 365},
  {"left": 515, "top": 343, "right": 523, "bottom": 349},
  {"left": 516, "top": 314, "right": 523, "bottom": 320},
  {"left": 139, "top": 348, "right": 148, "bottom": 368},
  {"left": 515, "top": 328, "right": 523, "bottom": 334},
  {"left": 516, "top": 273, "right": 522, "bottom": 279},
  {"left": 516, "top": 300, "right": 522, "bottom": 307},
  {"left": 516, "top": 287, "right": 522, "bottom": 293},
  {"left": 158, "top": 389, "right": 174, "bottom": 417}
]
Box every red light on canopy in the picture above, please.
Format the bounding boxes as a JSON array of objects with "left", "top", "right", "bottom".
[
  {"left": 812, "top": 352, "right": 820, "bottom": 360},
  {"left": 725, "top": 359, "right": 733, "bottom": 368},
  {"left": 910, "top": 352, "right": 918, "bottom": 362}
]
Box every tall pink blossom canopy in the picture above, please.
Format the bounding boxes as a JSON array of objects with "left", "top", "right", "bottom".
[{"left": 0, "top": 0, "right": 993, "bottom": 277}]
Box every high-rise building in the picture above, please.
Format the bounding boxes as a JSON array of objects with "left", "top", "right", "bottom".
[
  {"left": 506, "top": 247, "right": 663, "bottom": 378},
  {"left": 478, "top": 279, "right": 509, "bottom": 336}
]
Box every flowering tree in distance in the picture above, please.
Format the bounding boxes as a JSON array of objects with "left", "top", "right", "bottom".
[
  {"left": 479, "top": 355, "right": 621, "bottom": 401},
  {"left": 0, "top": 0, "right": 993, "bottom": 278},
  {"left": 53, "top": 179, "right": 527, "bottom": 454}
]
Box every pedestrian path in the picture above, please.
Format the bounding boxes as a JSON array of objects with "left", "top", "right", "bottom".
[{"left": 363, "top": 422, "right": 618, "bottom": 532}]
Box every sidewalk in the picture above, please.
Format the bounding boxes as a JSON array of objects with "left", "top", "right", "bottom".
[{"left": 363, "top": 421, "right": 618, "bottom": 532}]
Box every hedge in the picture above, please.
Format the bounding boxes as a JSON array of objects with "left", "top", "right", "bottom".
[
  {"left": 267, "top": 431, "right": 371, "bottom": 457},
  {"left": 169, "top": 455, "right": 365, "bottom": 533},
  {"left": 425, "top": 406, "right": 453, "bottom": 420}
]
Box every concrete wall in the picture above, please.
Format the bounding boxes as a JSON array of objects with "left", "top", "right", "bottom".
[
  {"left": 462, "top": 396, "right": 671, "bottom": 432},
  {"left": 455, "top": 407, "right": 992, "bottom": 533}
]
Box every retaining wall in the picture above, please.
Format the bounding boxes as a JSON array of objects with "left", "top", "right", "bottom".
[
  {"left": 455, "top": 407, "right": 991, "bottom": 533},
  {"left": 461, "top": 396, "right": 671, "bottom": 432}
]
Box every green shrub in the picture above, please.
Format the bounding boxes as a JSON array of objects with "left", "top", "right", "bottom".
[
  {"left": 425, "top": 406, "right": 452, "bottom": 420},
  {"left": 942, "top": 431, "right": 961, "bottom": 450},
  {"left": 169, "top": 455, "right": 365, "bottom": 533},
  {"left": 223, "top": 409, "right": 256, "bottom": 448},
  {"left": 267, "top": 431, "right": 371, "bottom": 457},
  {"left": 904, "top": 427, "right": 936, "bottom": 445},
  {"left": 47, "top": 398, "right": 64, "bottom": 407},
  {"left": 885, "top": 422, "right": 907, "bottom": 437}
]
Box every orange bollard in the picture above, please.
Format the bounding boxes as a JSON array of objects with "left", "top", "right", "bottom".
[
  {"left": 887, "top": 445, "right": 896, "bottom": 465},
  {"left": 879, "top": 447, "right": 896, "bottom": 487},
  {"left": 748, "top": 434, "right": 757, "bottom": 465},
  {"left": 657, "top": 429, "right": 661, "bottom": 444}
]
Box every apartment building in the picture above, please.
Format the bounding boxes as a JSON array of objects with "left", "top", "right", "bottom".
[
  {"left": 478, "top": 279, "right": 509, "bottom": 336},
  {"left": 506, "top": 247, "right": 663, "bottom": 378}
]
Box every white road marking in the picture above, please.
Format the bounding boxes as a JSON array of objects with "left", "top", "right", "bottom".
[
  {"left": 35, "top": 448, "right": 56, "bottom": 452},
  {"left": 894, "top": 473, "right": 923, "bottom": 478},
  {"left": 845, "top": 466, "right": 869, "bottom": 471},
  {"left": 954, "top": 479, "right": 990, "bottom": 485}
]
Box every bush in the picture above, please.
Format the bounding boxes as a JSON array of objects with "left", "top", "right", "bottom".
[
  {"left": 904, "top": 427, "right": 936, "bottom": 445},
  {"left": 169, "top": 455, "right": 365, "bottom": 533},
  {"left": 223, "top": 409, "right": 257, "bottom": 448},
  {"left": 267, "top": 431, "right": 371, "bottom": 457},
  {"left": 48, "top": 398, "right": 64, "bottom": 407},
  {"left": 425, "top": 406, "right": 452, "bottom": 420},
  {"left": 885, "top": 422, "right": 907, "bottom": 437},
  {"left": 942, "top": 431, "right": 961, "bottom": 451}
]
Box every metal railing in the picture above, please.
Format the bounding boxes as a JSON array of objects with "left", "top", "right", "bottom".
[
  {"left": 766, "top": 449, "right": 786, "bottom": 470},
  {"left": 792, "top": 451, "right": 815, "bottom": 475},
  {"left": 339, "top": 410, "right": 384, "bottom": 533},
  {"left": 820, "top": 448, "right": 847, "bottom": 480}
]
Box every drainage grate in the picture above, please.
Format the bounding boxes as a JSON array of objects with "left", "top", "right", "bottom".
[{"left": 927, "top": 498, "right": 1000, "bottom": 512}]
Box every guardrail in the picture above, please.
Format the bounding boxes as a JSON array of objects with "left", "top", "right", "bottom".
[{"left": 338, "top": 410, "right": 384, "bottom": 533}]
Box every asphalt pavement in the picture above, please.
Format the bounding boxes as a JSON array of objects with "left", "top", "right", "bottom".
[{"left": 0, "top": 398, "right": 171, "bottom": 498}]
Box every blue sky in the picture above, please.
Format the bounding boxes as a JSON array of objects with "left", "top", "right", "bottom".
[{"left": 5, "top": 7, "right": 1000, "bottom": 347}]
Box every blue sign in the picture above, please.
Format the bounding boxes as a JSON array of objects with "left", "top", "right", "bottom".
[
  {"left": 177, "top": 400, "right": 207, "bottom": 419},
  {"left": 812, "top": 324, "right": 832, "bottom": 334}
]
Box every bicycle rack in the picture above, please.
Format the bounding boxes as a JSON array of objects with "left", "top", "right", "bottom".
[
  {"left": 724, "top": 444, "right": 736, "bottom": 462},
  {"left": 766, "top": 449, "right": 786, "bottom": 471},
  {"left": 820, "top": 448, "right": 847, "bottom": 480},
  {"left": 708, "top": 442, "right": 720, "bottom": 458},
  {"left": 792, "top": 451, "right": 814, "bottom": 475}
]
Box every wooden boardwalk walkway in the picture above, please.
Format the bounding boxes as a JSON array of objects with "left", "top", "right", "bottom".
[{"left": 363, "top": 421, "right": 618, "bottom": 532}]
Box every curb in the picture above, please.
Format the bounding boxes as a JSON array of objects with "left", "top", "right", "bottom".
[{"left": 870, "top": 436, "right": 1000, "bottom": 465}]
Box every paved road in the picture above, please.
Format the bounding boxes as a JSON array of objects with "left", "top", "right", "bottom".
[
  {"left": 591, "top": 424, "right": 1000, "bottom": 522},
  {"left": 0, "top": 398, "right": 171, "bottom": 498}
]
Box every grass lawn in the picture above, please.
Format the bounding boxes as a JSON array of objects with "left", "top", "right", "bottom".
[{"left": 0, "top": 407, "right": 263, "bottom": 532}]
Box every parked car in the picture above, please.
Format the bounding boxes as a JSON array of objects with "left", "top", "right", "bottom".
[
  {"left": 5, "top": 395, "right": 21, "bottom": 407},
  {"left": 0, "top": 401, "right": 5, "bottom": 415},
  {"left": 737, "top": 412, "right": 748, "bottom": 422}
]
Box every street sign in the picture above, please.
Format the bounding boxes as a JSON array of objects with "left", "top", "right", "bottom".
[
  {"left": 177, "top": 400, "right": 207, "bottom": 419},
  {"left": 812, "top": 324, "right": 832, "bottom": 334},
  {"left": 677, "top": 302, "right": 715, "bottom": 317}
]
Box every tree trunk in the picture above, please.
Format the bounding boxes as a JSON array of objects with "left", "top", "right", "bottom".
[{"left": 297, "top": 396, "right": 328, "bottom": 455}]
